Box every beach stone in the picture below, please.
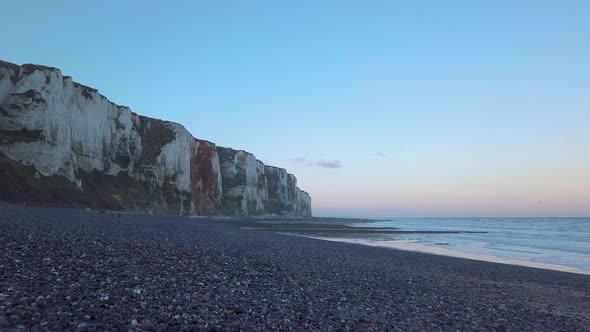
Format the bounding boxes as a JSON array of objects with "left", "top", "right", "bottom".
[{"left": 0, "top": 315, "right": 9, "bottom": 328}]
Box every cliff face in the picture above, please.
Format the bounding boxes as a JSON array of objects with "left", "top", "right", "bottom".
[{"left": 0, "top": 60, "right": 311, "bottom": 216}]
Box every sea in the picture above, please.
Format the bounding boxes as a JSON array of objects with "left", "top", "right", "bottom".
[{"left": 351, "top": 217, "right": 590, "bottom": 273}]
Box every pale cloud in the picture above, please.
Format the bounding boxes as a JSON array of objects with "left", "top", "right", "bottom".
[
  {"left": 373, "top": 152, "right": 387, "bottom": 158},
  {"left": 290, "top": 157, "right": 342, "bottom": 169},
  {"left": 314, "top": 160, "right": 342, "bottom": 169}
]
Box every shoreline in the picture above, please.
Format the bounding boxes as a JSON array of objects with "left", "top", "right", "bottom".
[{"left": 295, "top": 235, "right": 590, "bottom": 276}]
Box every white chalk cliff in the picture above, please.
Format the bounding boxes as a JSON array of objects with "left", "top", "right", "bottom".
[{"left": 0, "top": 60, "right": 312, "bottom": 216}]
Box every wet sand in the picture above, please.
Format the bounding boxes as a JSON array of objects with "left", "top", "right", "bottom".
[
  {"left": 230, "top": 220, "right": 589, "bottom": 275},
  {"left": 221, "top": 220, "right": 487, "bottom": 239},
  {"left": 300, "top": 237, "right": 590, "bottom": 276}
]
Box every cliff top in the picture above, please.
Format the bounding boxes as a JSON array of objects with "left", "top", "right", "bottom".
[
  {"left": 0, "top": 60, "right": 125, "bottom": 108},
  {"left": 0, "top": 61, "right": 266, "bottom": 161}
]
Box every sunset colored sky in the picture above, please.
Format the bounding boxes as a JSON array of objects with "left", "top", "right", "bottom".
[{"left": 3, "top": 1, "right": 589, "bottom": 216}]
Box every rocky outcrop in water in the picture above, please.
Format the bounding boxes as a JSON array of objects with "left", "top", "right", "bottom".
[{"left": 0, "top": 60, "right": 311, "bottom": 216}]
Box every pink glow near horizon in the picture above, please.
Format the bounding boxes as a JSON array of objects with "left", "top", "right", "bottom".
[{"left": 296, "top": 153, "right": 590, "bottom": 217}]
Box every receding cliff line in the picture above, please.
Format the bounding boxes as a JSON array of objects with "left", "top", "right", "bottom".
[{"left": 0, "top": 60, "right": 312, "bottom": 216}]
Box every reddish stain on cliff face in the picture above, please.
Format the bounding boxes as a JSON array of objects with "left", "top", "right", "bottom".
[{"left": 190, "top": 139, "right": 221, "bottom": 215}]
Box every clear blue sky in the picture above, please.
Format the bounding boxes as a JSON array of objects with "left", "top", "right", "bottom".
[{"left": 3, "top": 1, "right": 589, "bottom": 217}]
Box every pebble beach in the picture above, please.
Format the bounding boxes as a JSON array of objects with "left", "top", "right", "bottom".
[{"left": 1, "top": 205, "right": 589, "bottom": 331}]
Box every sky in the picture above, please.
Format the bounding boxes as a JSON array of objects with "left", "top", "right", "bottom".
[{"left": 2, "top": 1, "right": 589, "bottom": 217}]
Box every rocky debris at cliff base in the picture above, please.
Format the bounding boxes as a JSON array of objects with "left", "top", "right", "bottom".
[{"left": 1, "top": 205, "right": 589, "bottom": 331}]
